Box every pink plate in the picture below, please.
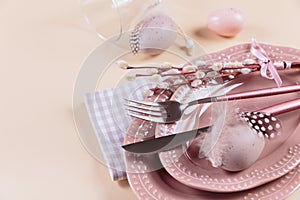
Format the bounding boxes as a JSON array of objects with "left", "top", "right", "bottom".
[
  {"left": 124, "top": 111, "right": 300, "bottom": 200},
  {"left": 127, "top": 162, "right": 300, "bottom": 200},
  {"left": 125, "top": 119, "right": 300, "bottom": 199},
  {"left": 124, "top": 43, "right": 300, "bottom": 199},
  {"left": 157, "top": 43, "right": 300, "bottom": 192}
]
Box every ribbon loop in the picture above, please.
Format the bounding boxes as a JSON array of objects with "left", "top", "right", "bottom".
[{"left": 250, "top": 39, "right": 282, "bottom": 87}]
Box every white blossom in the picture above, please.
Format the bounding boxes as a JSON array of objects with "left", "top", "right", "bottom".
[
  {"left": 229, "top": 75, "right": 235, "bottom": 79},
  {"left": 244, "top": 58, "right": 256, "bottom": 65},
  {"left": 195, "top": 70, "right": 205, "bottom": 79},
  {"left": 162, "top": 69, "right": 180, "bottom": 75},
  {"left": 143, "top": 89, "right": 154, "bottom": 97},
  {"left": 147, "top": 68, "right": 159, "bottom": 75},
  {"left": 208, "top": 79, "right": 219, "bottom": 85},
  {"left": 161, "top": 62, "right": 174, "bottom": 69},
  {"left": 211, "top": 63, "right": 223, "bottom": 71},
  {"left": 150, "top": 74, "right": 162, "bottom": 82},
  {"left": 195, "top": 60, "right": 206, "bottom": 67},
  {"left": 241, "top": 68, "right": 252, "bottom": 74},
  {"left": 126, "top": 74, "right": 136, "bottom": 81},
  {"left": 116, "top": 60, "right": 128, "bottom": 69},
  {"left": 182, "top": 65, "right": 196, "bottom": 72},
  {"left": 206, "top": 71, "right": 219, "bottom": 77},
  {"left": 224, "top": 61, "right": 243, "bottom": 68},
  {"left": 191, "top": 79, "right": 203, "bottom": 87}
]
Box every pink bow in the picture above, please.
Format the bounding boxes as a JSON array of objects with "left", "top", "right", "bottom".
[{"left": 250, "top": 39, "right": 282, "bottom": 87}]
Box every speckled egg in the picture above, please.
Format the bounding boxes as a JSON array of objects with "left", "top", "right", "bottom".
[
  {"left": 207, "top": 8, "right": 245, "bottom": 37},
  {"left": 130, "top": 14, "right": 177, "bottom": 55},
  {"left": 221, "top": 122, "right": 265, "bottom": 172}
]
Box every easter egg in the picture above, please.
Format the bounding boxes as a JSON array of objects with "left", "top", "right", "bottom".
[
  {"left": 130, "top": 14, "right": 177, "bottom": 55},
  {"left": 207, "top": 8, "right": 245, "bottom": 37},
  {"left": 221, "top": 122, "right": 265, "bottom": 172}
]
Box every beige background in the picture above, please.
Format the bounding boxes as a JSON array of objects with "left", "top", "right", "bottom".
[{"left": 0, "top": 0, "right": 299, "bottom": 199}]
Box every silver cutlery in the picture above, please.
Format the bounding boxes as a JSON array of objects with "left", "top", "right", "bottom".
[
  {"left": 122, "top": 126, "right": 211, "bottom": 154},
  {"left": 122, "top": 98, "right": 300, "bottom": 154},
  {"left": 125, "top": 84, "right": 300, "bottom": 123}
]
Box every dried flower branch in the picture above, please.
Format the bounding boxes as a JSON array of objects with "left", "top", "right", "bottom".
[{"left": 118, "top": 58, "right": 299, "bottom": 97}]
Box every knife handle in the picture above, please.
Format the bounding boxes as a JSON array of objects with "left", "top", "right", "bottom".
[{"left": 258, "top": 98, "right": 300, "bottom": 115}]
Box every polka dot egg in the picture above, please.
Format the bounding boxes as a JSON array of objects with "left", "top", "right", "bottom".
[{"left": 130, "top": 14, "right": 177, "bottom": 55}]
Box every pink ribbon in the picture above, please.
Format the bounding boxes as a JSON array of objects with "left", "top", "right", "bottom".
[{"left": 250, "top": 39, "right": 282, "bottom": 87}]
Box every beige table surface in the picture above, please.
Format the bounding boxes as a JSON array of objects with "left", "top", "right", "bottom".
[{"left": 0, "top": 0, "right": 299, "bottom": 199}]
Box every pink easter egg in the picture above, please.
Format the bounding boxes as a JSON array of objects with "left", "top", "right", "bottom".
[
  {"left": 207, "top": 8, "right": 245, "bottom": 37},
  {"left": 220, "top": 123, "right": 265, "bottom": 172},
  {"left": 130, "top": 14, "right": 177, "bottom": 55}
]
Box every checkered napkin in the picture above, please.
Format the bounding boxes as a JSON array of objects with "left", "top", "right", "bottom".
[{"left": 84, "top": 79, "right": 153, "bottom": 181}]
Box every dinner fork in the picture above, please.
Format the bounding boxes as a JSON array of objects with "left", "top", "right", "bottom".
[{"left": 125, "top": 84, "right": 300, "bottom": 123}]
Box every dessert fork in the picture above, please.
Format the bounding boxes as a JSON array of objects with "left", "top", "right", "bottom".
[{"left": 125, "top": 84, "right": 300, "bottom": 123}]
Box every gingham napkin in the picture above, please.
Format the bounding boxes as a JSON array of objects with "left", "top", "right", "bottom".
[{"left": 84, "top": 79, "right": 153, "bottom": 181}]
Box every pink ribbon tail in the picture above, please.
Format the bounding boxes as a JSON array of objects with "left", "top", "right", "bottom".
[{"left": 250, "top": 39, "right": 282, "bottom": 87}]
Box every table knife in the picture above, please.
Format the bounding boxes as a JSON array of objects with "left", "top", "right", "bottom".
[{"left": 122, "top": 125, "right": 211, "bottom": 154}]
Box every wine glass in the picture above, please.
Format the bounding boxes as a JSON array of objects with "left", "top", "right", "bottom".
[{"left": 79, "top": 0, "right": 163, "bottom": 41}]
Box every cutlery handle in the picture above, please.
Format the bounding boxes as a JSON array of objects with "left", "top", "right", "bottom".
[
  {"left": 258, "top": 98, "right": 300, "bottom": 115},
  {"left": 291, "top": 62, "right": 300, "bottom": 69},
  {"left": 190, "top": 85, "right": 300, "bottom": 106},
  {"left": 217, "top": 84, "right": 300, "bottom": 102}
]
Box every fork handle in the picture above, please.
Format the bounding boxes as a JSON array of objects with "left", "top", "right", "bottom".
[{"left": 217, "top": 84, "right": 300, "bottom": 102}]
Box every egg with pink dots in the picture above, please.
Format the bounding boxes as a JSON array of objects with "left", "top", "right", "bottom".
[{"left": 207, "top": 8, "right": 245, "bottom": 37}]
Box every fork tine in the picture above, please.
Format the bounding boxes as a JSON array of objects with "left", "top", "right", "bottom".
[
  {"left": 127, "top": 111, "right": 167, "bottom": 123},
  {"left": 125, "top": 106, "right": 167, "bottom": 117},
  {"left": 124, "top": 102, "right": 166, "bottom": 113},
  {"left": 124, "top": 98, "right": 161, "bottom": 107}
]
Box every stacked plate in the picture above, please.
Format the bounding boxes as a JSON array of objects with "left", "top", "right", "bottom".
[{"left": 124, "top": 43, "right": 300, "bottom": 199}]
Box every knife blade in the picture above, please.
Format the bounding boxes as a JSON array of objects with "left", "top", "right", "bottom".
[{"left": 122, "top": 125, "right": 211, "bottom": 154}]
